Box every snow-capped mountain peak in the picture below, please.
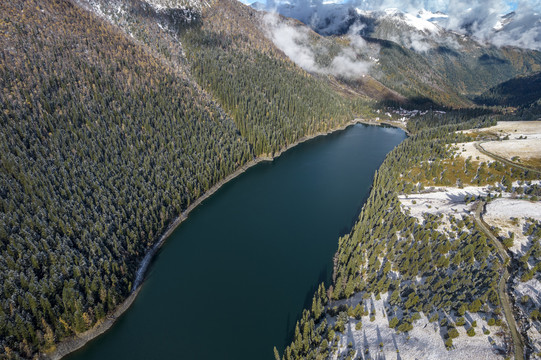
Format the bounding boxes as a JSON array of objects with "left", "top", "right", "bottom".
[
  {"left": 400, "top": 10, "right": 441, "bottom": 33},
  {"left": 371, "top": 8, "right": 442, "bottom": 34},
  {"left": 493, "top": 11, "right": 515, "bottom": 31},
  {"left": 417, "top": 9, "right": 448, "bottom": 21}
]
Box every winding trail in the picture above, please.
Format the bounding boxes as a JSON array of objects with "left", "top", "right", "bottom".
[
  {"left": 474, "top": 142, "right": 541, "bottom": 175},
  {"left": 474, "top": 201, "right": 525, "bottom": 360}
]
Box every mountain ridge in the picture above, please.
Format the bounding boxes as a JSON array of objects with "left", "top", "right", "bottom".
[{"left": 256, "top": 2, "right": 541, "bottom": 104}]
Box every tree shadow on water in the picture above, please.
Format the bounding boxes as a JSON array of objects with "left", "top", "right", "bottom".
[{"left": 283, "top": 267, "right": 329, "bottom": 347}]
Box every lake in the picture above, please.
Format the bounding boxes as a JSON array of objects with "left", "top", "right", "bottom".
[{"left": 66, "top": 123, "right": 405, "bottom": 360}]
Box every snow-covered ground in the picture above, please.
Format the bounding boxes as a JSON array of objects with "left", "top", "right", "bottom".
[
  {"left": 513, "top": 278, "right": 541, "bottom": 357},
  {"left": 480, "top": 121, "right": 541, "bottom": 136},
  {"left": 484, "top": 198, "right": 541, "bottom": 256},
  {"left": 459, "top": 121, "right": 541, "bottom": 165},
  {"left": 482, "top": 139, "right": 541, "bottom": 162},
  {"left": 486, "top": 199, "right": 541, "bottom": 221},
  {"left": 399, "top": 180, "right": 541, "bottom": 358},
  {"left": 399, "top": 185, "right": 492, "bottom": 230},
  {"left": 331, "top": 293, "right": 506, "bottom": 360},
  {"left": 453, "top": 142, "right": 493, "bottom": 163},
  {"left": 399, "top": 183, "right": 541, "bottom": 254},
  {"left": 515, "top": 279, "right": 541, "bottom": 308},
  {"left": 386, "top": 122, "right": 541, "bottom": 357},
  {"left": 462, "top": 121, "right": 541, "bottom": 137},
  {"left": 482, "top": 196, "right": 541, "bottom": 357}
]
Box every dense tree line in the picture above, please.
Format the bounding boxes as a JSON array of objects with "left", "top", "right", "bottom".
[
  {"left": 513, "top": 99, "right": 541, "bottom": 120},
  {"left": 0, "top": 0, "right": 255, "bottom": 357},
  {"left": 406, "top": 109, "right": 495, "bottom": 133},
  {"left": 279, "top": 111, "right": 540, "bottom": 359},
  {"left": 474, "top": 71, "right": 541, "bottom": 108},
  {"left": 0, "top": 0, "right": 380, "bottom": 357},
  {"left": 181, "top": 27, "right": 366, "bottom": 156},
  {"left": 518, "top": 220, "right": 541, "bottom": 284}
]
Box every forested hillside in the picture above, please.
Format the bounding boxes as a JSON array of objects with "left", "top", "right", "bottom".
[
  {"left": 279, "top": 112, "right": 541, "bottom": 359},
  {"left": 364, "top": 37, "right": 470, "bottom": 107},
  {"left": 475, "top": 71, "right": 541, "bottom": 108},
  {"left": 181, "top": 27, "right": 363, "bottom": 155},
  {"left": 76, "top": 0, "right": 370, "bottom": 155},
  {"left": 473, "top": 71, "right": 541, "bottom": 120},
  {"left": 0, "top": 0, "right": 371, "bottom": 358},
  {"left": 346, "top": 35, "right": 541, "bottom": 108},
  {"left": 0, "top": 0, "right": 255, "bottom": 357},
  {"left": 361, "top": 14, "right": 541, "bottom": 97}
]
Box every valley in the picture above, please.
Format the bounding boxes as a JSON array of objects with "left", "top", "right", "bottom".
[
  {"left": 59, "top": 123, "right": 406, "bottom": 360},
  {"left": 1, "top": 0, "right": 541, "bottom": 359}
]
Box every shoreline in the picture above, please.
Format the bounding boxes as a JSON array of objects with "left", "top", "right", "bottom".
[
  {"left": 43, "top": 118, "right": 403, "bottom": 360},
  {"left": 356, "top": 118, "right": 410, "bottom": 135}
]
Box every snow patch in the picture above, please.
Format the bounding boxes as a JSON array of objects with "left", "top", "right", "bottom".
[
  {"left": 515, "top": 278, "right": 541, "bottom": 308},
  {"left": 484, "top": 198, "right": 541, "bottom": 256},
  {"left": 399, "top": 185, "right": 492, "bottom": 226},
  {"left": 331, "top": 293, "right": 505, "bottom": 360},
  {"left": 404, "top": 12, "right": 441, "bottom": 33},
  {"left": 513, "top": 278, "right": 541, "bottom": 355},
  {"left": 382, "top": 8, "right": 441, "bottom": 34},
  {"left": 145, "top": 0, "right": 208, "bottom": 11},
  {"left": 485, "top": 198, "right": 541, "bottom": 222}
]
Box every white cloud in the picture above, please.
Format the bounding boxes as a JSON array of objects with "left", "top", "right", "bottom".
[
  {"left": 263, "top": 13, "right": 321, "bottom": 72},
  {"left": 266, "top": 0, "right": 541, "bottom": 50},
  {"left": 263, "top": 13, "right": 373, "bottom": 78}
]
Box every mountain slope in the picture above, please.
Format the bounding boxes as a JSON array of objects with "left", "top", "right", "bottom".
[
  {"left": 263, "top": 3, "right": 541, "bottom": 105},
  {"left": 363, "top": 37, "right": 471, "bottom": 107},
  {"left": 76, "top": 0, "right": 371, "bottom": 154},
  {"left": 0, "top": 0, "right": 372, "bottom": 358},
  {"left": 360, "top": 10, "right": 541, "bottom": 96},
  {"left": 475, "top": 71, "right": 541, "bottom": 107},
  {"left": 0, "top": 0, "right": 253, "bottom": 357},
  {"left": 182, "top": 2, "right": 368, "bottom": 154}
]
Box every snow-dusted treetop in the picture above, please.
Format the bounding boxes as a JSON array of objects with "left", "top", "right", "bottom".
[{"left": 145, "top": 0, "right": 210, "bottom": 11}]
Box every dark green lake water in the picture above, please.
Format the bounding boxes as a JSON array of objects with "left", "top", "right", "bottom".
[{"left": 66, "top": 124, "right": 405, "bottom": 360}]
